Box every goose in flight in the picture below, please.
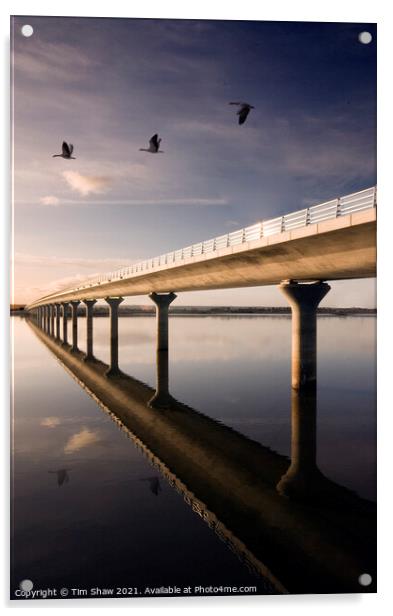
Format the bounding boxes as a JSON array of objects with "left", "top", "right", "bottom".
[
  {"left": 229, "top": 102, "right": 255, "bottom": 125},
  {"left": 139, "top": 134, "right": 164, "bottom": 153},
  {"left": 53, "top": 141, "right": 76, "bottom": 159}
]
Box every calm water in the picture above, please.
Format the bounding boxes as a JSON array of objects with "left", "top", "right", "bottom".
[{"left": 11, "top": 315, "right": 376, "bottom": 598}]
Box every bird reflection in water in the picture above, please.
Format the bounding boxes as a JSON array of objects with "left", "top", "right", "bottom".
[
  {"left": 48, "top": 468, "right": 71, "bottom": 487},
  {"left": 140, "top": 476, "right": 162, "bottom": 496}
]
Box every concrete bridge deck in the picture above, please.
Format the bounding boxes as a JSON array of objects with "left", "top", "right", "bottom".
[{"left": 27, "top": 187, "right": 376, "bottom": 308}]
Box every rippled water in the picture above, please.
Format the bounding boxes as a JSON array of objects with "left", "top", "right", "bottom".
[{"left": 11, "top": 315, "right": 376, "bottom": 597}]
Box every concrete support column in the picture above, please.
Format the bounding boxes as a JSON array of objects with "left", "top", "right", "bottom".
[
  {"left": 45, "top": 305, "right": 49, "bottom": 333},
  {"left": 276, "top": 389, "right": 326, "bottom": 499},
  {"left": 70, "top": 301, "right": 80, "bottom": 352},
  {"left": 105, "top": 297, "right": 124, "bottom": 376},
  {"left": 62, "top": 303, "right": 69, "bottom": 346},
  {"left": 149, "top": 292, "right": 177, "bottom": 352},
  {"left": 279, "top": 281, "right": 330, "bottom": 390},
  {"left": 50, "top": 305, "right": 55, "bottom": 336},
  {"left": 55, "top": 304, "right": 61, "bottom": 340},
  {"left": 38, "top": 306, "right": 42, "bottom": 328},
  {"left": 148, "top": 351, "right": 174, "bottom": 409},
  {"left": 83, "top": 299, "right": 97, "bottom": 360}
]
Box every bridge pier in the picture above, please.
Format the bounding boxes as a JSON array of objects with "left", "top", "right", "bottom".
[
  {"left": 276, "top": 388, "right": 326, "bottom": 499},
  {"left": 55, "top": 303, "right": 61, "bottom": 340},
  {"left": 50, "top": 305, "right": 55, "bottom": 336},
  {"left": 279, "top": 281, "right": 330, "bottom": 390},
  {"left": 45, "top": 305, "right": 49, "bottom": 333},
  {"left": 105, "top": 297, "right": 124, "bottom": 376},
  {"left": 149, "top": 292, "right": 177, "bottom": 352},
  {"left": 62, "top": 302, "right": 69, "bottom": 346},
  {"left": 39, "top": 306, "right": 43, "bottom": 329},
  {"left": 70, "top": 301, "right": 80, "bottom": 352},
  {"left": 83, "top": 299, "right": 97, "bottom": 361}
]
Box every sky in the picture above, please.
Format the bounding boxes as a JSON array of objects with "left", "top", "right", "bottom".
[{"left": 11, "top": 16, "right": 377, "bottom": 306}]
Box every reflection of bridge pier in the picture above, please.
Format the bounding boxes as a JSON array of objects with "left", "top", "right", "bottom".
[
  {"left": 149, "top": 351, "right": 174, "bottom": 409},
  {"left": 276, "top": 388, "right": 326, "bottom": 498}
]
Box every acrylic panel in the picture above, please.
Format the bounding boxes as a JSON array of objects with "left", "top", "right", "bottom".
[{"left": 10, "top": 16, "right": 377, "bottom": 600}]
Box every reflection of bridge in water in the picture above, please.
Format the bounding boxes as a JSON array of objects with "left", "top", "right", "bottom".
[{"left": 28, "top": 320, "right": 376, "bottom": 595}]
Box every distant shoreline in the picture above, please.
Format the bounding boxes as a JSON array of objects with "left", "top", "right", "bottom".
[{"left": 11, "top": 306, "right": 377, "bottom": 317}]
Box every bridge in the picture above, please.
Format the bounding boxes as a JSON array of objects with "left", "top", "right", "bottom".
[{"left": 26, "top": 186, "right": 376, "bottom": 393}]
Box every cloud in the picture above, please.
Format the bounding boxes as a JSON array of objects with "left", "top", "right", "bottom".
[
  {"left": 23, "top": 272, "right": 111, "bottom": 303},
  {"left": 41, "top": 417, "right": 61, "bottom": 428},
  {"left": 62, "top": 171, "right": 112, "bottom": 196},
  {"left": 40, "top": 195, "right": 60, "bottom": 206},
  {"left": 14, "top": 40, "right": 97, "bottom": 83},
  {"left": 14, "top": 252, "right": 129, "bottom": 269},
  {"left": 21, "top": 274, "right": 100, "bottom": 304},
  {"left": 60, "top": 197, "right": 229, "bottom": 206},
  {"left": 64, "top": 427, "right": 101, "bottom": 454},
  {"left": 27, "top": 197, "right": 229, "bottom": 208}
]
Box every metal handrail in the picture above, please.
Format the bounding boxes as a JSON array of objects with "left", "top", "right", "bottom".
[{"left": 33, "top": 186, "right": 377, "bottom": 302}]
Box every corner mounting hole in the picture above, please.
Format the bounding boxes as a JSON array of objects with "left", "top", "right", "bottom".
[
  {"left": 19, "top": 579, "right": 34, "bottom": 591},
  {"left": 358, "top": 31, "right": 372, "bottom": 45},
  {"left": 358, "top": 573, "right": 372, "bottom": 586},
  {"left": 21, "top": 24, "right": 34, "bottom": 37}
]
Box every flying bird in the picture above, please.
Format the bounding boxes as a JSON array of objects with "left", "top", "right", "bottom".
[
  {"left": 139, "top": 134, "right": 164, "bottom": 153},
  {"left": 53, "top": 141, "right": 76, "bottom": 159},
  {"left": 229, "top": 102, "right": 255, "bottom": 125}
]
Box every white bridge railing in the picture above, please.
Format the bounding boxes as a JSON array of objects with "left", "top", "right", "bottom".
[{"left": 42, "top": 186, "right": 377, "bottom": 299}]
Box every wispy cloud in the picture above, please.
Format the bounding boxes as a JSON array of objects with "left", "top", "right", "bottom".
[
  {"left": 41, "top": 417, "right": 61, "bottom": 428},
  {"left": 40, "top": 195, "right": 60, "bottom": 206},
  {"left": 14, "top": 253, "right": 129, "bottom": 269},
  {"left": 54, "top": 197, "right": 229, "bottom": 207},
  {"left": 13, "top": 40, "right": 97, "bottom": 83},
  {"left": 62, "top": 171, "right": 112, "bottom": 196},
  {"left": 64, "top": 427, "right": 101, "bottom": 454},
  {"left": 23, "top": 275, "right": 93, "bottom": 301}
]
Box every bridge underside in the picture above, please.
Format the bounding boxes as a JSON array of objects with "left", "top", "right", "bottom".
[{"left": 30, "top": 210, "right": 376, "bottom": 307}]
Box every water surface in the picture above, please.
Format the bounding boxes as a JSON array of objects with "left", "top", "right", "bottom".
[{"left": 11, "top": 315, "right": 376, "bottom": 597}]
